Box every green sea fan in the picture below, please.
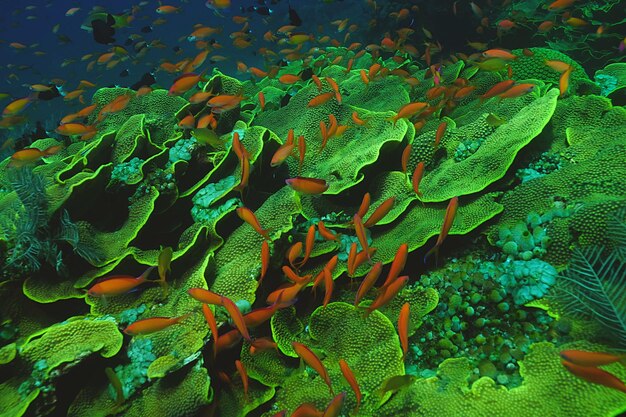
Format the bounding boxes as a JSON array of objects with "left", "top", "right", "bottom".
[{"left": 553, "top": 246, "right": 626, "bottom": 348}]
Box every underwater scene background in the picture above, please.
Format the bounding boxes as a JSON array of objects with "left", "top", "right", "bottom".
[{"left": 1, "top": 0, "right": 626, "bottom": 416}]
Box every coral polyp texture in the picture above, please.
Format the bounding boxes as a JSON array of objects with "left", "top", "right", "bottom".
[{"left": 1, "top": 1, "right": 626, "bottom": 415}]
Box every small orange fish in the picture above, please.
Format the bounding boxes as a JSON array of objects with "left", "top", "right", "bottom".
[
  {"left": 169, "top": 72, "right": 205, "bottom": 95},
  {"left": 354, "top": 262, "right": 382, "bottom": 306},
  {"left": 401, "top": 144, "right": 412, "bottom": 173},
  {"left": 236, "top": 207, "right": 271, "bottom": 240},
  {"left": 258, "top": 91, "right": 266, "bottom": 111},
  {"left": 88, "top": 266, "right": 155, "bottom": 297},
  {"left": 366, "top": 275, "right": 409, "bottom": 314},
  {"left": 353, "top": 214, "right": 371, "bottom": 260},
  {"left": 55, "top": 123, "right": 96, "bottom": 136},
  {"left": 156, "top": 5, "right": 180, "bottom": 14},
  {"left": 318, "top": 221, "right": 338, "bottom": 241},
  {"left": 389, "top": 102, "right": 428, "bottom": 125},
  {"left": 434, "top": 121, "right": 447, "bottom": 148},
  {"left": 351, "top": 111, "right": 368, "bottom": 126},
  {"left": 308, "top": 91, "right": 335, "bottom": 107},
  {"left": 562, "top": 360, "right": 626, "bottom": 394},
  {"left": 560, "top": 350, "right": 626, "bottom": 367},
  {"left": 8, "top": 145, "right": 63, "bottom": 168},
  {"left": 339, "top": 360, "right": 361, "bottom": 414},
  {"left": 286, "top": 244, "right": 303, "bottom": 270},
  {"left": 559, "top": 67, "right": 572, "bottom": 97},
  {"left": 297, "top": 135, "right": 306, "bottom": 173},
  {"left": 260, "top": 240, "right": 270, "bottom": 286},
  {"left": 411, "top": 162, "right": 425, "bottom": 197},
  {"left": 356, "top": 193, "right": 371, "bottom": 219},
  {"left": 207, "top": 94, "right": 245, "bottom": 113},
  {"left": 286, "top": 177, "right": 329, "bottom": 194},
  {"left": 188, "top": 288, "right": 224, "bottom": 306},
  {"left": 124, "top": 313, "right": 190, "bottom": 336},
  {"left": 547, "top": 0, "right": 575, "bottom": 10},
  {"left": 545, "top": 60, "right": 573, "bottom": 73},
  {"left": 271, "top": 134, "right": 295, "bottom": 167},
  {"left": 363, "top": 197, "right": 395, "bottom": 228},
  {"left": 201, "top": 304, "right": 219, "bottom": 357},
  {"left": 299, "top": 225, "right": 316, "bottom": 268},
  {"left": 482, "top": 49, "right": 517, "bottom": 60},
  {"left": 382, "top": 243, "right": 408, "bottom": 288},
  {"left": 424, "top": 196, "right": 458, "bottom": 262},
  {"left": 215, "top": 329, "right": 243, "bottom": 355},
  {"left": 498, "top": 83, "right": 535, "bottom": 99},
  {"left": 480, "top": 79, "right": 515, "bottom": 100},
  {"left": 279, "top": 73, "right": 301, "bottom": 84},
  {"left": 292, "top": 342, "right": 334, "bottom": 395},
  {"left": 222, "top": 295, "right": 252, "bottom": 342},
  {"left": 398, "top": 302, "right": 410, "bottom": 358},
  {"left": 3, "top": 97, "right": 32, "bottom": 116}
]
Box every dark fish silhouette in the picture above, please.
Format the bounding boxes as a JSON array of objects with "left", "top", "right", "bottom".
[
  {"left": 92, "top": 14, "right": 116, "bottom": 44},
  {"left": 130, "top": 72, "right": 156, "bottom": 90},
  {"left": 288, "top": 3, "right": 302, "bottom": 26}
]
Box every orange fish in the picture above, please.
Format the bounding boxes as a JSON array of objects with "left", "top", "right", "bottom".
[
  {"left": 363, "top": 197, "right": 395, "bottom": 228},
  {"left": 401, "top": 144, "right": 412, "bottom": 173},
  {"left": 156, "top": 5, "right": 180, "bottom": 14},
  {"left": 356, "top": 193, "right": 371, "bottom": 219},
  {"left": 279, "top": 74, "right": 301, "bottom": 84},
  {"left": 383, "top": 243, "right": 408, "bottom": 288},
  {"left": 187, "top": 287, "right": 224, "bottom": 306},
  {"left": 286, "top": 177, "right": 329, "bottom": 194},
  {"left": 243, "top": 296, "right": 291, "bottom": 328},
  {"left": 292, "top": 342, "right": 334, "bottom": 395},
  {"left": 169, "top": 72, "right": 205, "bottom": 95},
  {"left": 299, "top": 225, "right": 316, "bottom": 267},
  {"left": 236, "top": 207, "right": 271, "bottom": 240},
  {"left": 291, "top": 404, "right": 322, "bottom": 417},
  {"left": 271, "top": 139, "right": 295, "bottom": 167},
  {"left": 398, "top": 302, "right": 410, "bottom": 358},
  {"left": 124, "top": 313, "right": 190, "bottom": 336},
  {"left": 3, "top": 97, "right": 32, "bottom": 116},
  {"left": 207, "top": 94, "right": 245, "bottom": 113},
  {"left": 354, "top": 262, "right": 382, "bottom": 306},
  {"left": 559, "top": 67, "right": 572, "bottom": 97},
  {"left": 434, "top": 121, "right": 447, "bottom": 148},
  {"left": 366, "top": 275, "right": 409, "bottom": 314},
  {"left": 87, "top": 266, "right": 155, "bottom": 297},
  {"left": 249, "top": 337, "right": 278, "bottom": 355},
  {"left": 297, "top": 135, "right": 306, "bottom": 173},
  {"left": 547, "top": 0, "right": 575, "bottom": 9},
  {"left": 201, "top": 304, "right": 219, "bottom": 357},
  {"left": 235, "top": 360, "right": 249, "bottom": 401},
  {"left": 498, "top": 83, "right": 535, "bottom": 99},
  {"left": 411, "top": 162, "right": 425, "bottom": 197},
  {"left": 480, "top": 79, "right": 515, "bottom": 100},
  {"left": 351, "top": 111, "right": 368, "bottom": 126},
  {"left": 560, "top": 350, "right": 626, "bottom": 367},
  {"left": 482, "top": 49, "right": 517, "bottom": 60},
  {"left": 389, "top": 102, "right": 428, "bottom": 125},
  {"left": 347, "top": 242, "right": 358, "bottom": 277},
  {"left": 308, "top": 91, "right": 335, "bottom": 107},
  {"left": 189, "top": 91, "right": 214, "bottom": 104},
  {"left": 222, "top": 295, "right": 252, "bottom": 342},
  {"left": 258, "top": 91, "right": 266, "bottom": 111},
  {"left": 260, "top": 240, "right": 270, "bottom": 286},
  {"left": 8, "top": 145, "right": 63, "bottom": 168},
  {"left": 215, "top": 329, "right": 243, "bottom": 355},
  {"left": 353, "top": 214, "right": 371, "bottom": 260},
  {"left": 424, "top": 196, "right": 458, "bottom": 262},
  {"left": 318, "top": 221, "right": 338, "bottom": 241},
  {"left": 339, "top": 359, "right": 361, "bottom": 414},
  {"left": 561, "top": 360, "right": 626, "bottom": 394},
  {"left": 286, "top": 244, "right": 303, "bottom": 269}
]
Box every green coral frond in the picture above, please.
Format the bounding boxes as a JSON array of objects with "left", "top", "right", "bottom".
[
  {"left": 607, "top": 207, "right": 626, "bottom": 262},
  {"left": 554, "top": 246, "right": 626, "bottom": 348}
]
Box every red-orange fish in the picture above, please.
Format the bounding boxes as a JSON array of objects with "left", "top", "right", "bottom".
[
  {"left": 354, "top": 262, "right": 382, "bottom": 306},
  {"left": 339, "top": 359, "right": 361, "bottom": 414},
  {"left": 398, "top": 302, "right": 410, "bottom": 358},
  {"left": 201, "top": 304, "right": 219, "bottom": 357},
  {"left": 8, "top": 145, "right": 63, "bottom": 168},
  {"left": 168, "top": 72, "right": 205, "bottom": 95},
  {"left": 424, "top": 196, "right": 458, "bottom": 262},
  {"left": 292, "top": 342, "right": 334, "bottom": 395},
  {"left": 188, "top": 287, "right": 224, "bottom": 306},
  {"left": 286, "top": 177, "right": 329, "bottom": 194},
  {"left": 560, "top": 350, "right": 626, "bottom": 367},
  {"left": 88, "top": 266, "right": 155, "bottom": 297},
  {"left": 222, "top": 295, "right": 252, "bottom": 342},
  {"left": 411, "top": 162, "right": 425, "bottom": 197},
  {"left": 124, "top": 313, "right": 190, "bottom": 336},
  {"left": 363, "top": 197, "right": 395, "bottom": 228},
  {"left": 235, "top": 360, "right": 249, "bottom": 401},
  {"left": 561, "top": 360, "right": 626, "bottom": 394},
  {"left": 236, "top": 207, "right": 271, "bottom": 240}
]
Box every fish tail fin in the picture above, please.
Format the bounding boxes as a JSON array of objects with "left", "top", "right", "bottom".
[
  {"left": 423, "top": 245, "right": 439, "bottom": 264},
  {"left": 138, "top": 265, "right": 156, "bottom": 281},
  {"left": 176, "top": 312, "right": 194, "bottom": 323}
]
